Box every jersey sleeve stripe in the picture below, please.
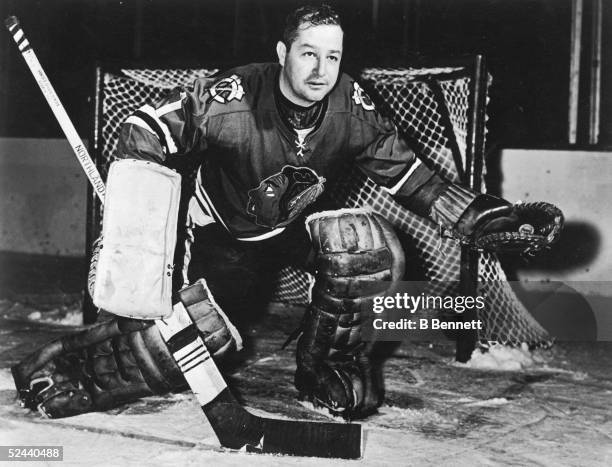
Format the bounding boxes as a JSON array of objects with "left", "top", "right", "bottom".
[
  {"left": 131, "top": 109, "right": 170, "bottom": 154},
  {"left": 382, "top": 158, "right": 422, "bottom": 195},
  {"left": 140, "top": 104, "right": 179, "bottom": 154},
  {"left": 125, "top": 115, "right": 158, "bottom": 138},
  {"left": 156, "top": 92, "right": 186, "bottom": 117}
]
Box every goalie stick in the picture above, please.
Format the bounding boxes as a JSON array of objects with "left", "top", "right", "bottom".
[{"left": 4, "top": 15, "right": 362, "bottom": 459}]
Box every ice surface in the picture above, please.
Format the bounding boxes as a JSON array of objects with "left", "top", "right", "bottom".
[{"left": 2, "top": 301, "right": 611, "bottom": 466}]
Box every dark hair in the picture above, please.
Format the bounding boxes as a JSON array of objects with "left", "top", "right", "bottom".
[{"left": 282, "top": 4, "right": 342, "bottom": 47}]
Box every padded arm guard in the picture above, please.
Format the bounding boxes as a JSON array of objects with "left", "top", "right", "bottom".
[{"left": 295, "top": 209, "right": 404, "bottom": 418}]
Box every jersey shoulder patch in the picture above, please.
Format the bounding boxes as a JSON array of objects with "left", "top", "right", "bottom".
[
  {"left": 351, "top": 81, "right": 375, "bottom": 111},
  {"left": 208, "top": 74, "right": 245, "bottom": 104}
]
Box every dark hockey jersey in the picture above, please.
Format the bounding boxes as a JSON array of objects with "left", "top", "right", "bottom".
[{"left": 117, "top": 62, "right": 432, "bottom": 240}]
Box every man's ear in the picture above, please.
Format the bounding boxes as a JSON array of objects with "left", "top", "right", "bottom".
[{"left": 276, "top": 41, "right": 287, "bottom": 67}]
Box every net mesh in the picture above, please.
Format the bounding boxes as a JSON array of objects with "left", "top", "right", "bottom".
[{"left": 93, "top": 66, "right": 551, "bottom": 348}]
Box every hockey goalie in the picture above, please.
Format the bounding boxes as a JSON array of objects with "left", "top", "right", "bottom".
[{"left": 12, "top": 4, "right": 563, "bottom": 429}]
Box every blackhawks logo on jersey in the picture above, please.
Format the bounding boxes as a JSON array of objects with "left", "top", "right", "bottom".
[
  {"left": 351, "top": 81, "right": 375, "bottom": 111},
  {"left": 209, "top": 74, "right": 245, "bottom": 104},
  {"left": 246, "top": 166, "right": 325, "bottom": 229}
]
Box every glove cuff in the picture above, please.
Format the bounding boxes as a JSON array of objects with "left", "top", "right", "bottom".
[{"left": 430, "top": 183, "right": 478, "bottom": 230}]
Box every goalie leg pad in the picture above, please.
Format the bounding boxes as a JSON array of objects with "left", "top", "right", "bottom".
[
  {"left": 12, "top": 281, "right": 242, "bottom": 418},
  {"left": 296, "top": 209, "right": 404, "bottom": 418},
  {"left": 12, "top": 318, "right": 186, "bottom": 418},
  {"left": 179, "top": 279, "right": 243, "bottom": 358}
]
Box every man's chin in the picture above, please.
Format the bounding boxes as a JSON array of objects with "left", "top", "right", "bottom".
[{"left": 302, "top": 88, "right": 329, "bottom": 104}]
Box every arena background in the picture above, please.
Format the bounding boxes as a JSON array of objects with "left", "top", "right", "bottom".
[{"left": 0, "top": 0, "right": 611, "bottom": 319}]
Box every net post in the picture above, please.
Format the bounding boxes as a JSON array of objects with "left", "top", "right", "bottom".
[
  {"left": 83, "top": 64, "right": 104, "bottom": 325},
  {"left": 466, "top": 54, "right": 487, "bottom": 192},
  {"left": 456, "top": 54, "right": 488, "bottom": 362}
]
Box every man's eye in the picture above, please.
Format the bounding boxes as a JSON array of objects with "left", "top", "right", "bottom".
[
  {"left": 303, "top": 51, "right": 315, "bottom": 57},
  {"left": 328, "top": 56, "right": 339, "bottom": 62}
]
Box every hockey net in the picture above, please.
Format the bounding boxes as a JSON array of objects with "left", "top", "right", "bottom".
[{"left": 91, "top": 65, "right": 551, "bottom": 348}]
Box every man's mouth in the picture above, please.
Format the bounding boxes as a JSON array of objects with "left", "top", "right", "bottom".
[{"left": 307, "top": 81, "right": 327, "bottom": 88}]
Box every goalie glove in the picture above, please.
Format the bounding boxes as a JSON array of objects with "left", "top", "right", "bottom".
[
  {"left": 455, "top": 195, "right": 564, "bottom": 254},
  {"left": 398, "top": 174, "right": 564, "bottom": 255},
  {"left": 431, "top": 185, "right": 564, "bottom": 255}
]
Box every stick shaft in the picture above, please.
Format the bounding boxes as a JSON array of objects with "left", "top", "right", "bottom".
[
  {"left": 156, "top": 303, "right": 228, "bottom": 405},
  {"left": 5, "top": 15, "right": 227, "bottom": 405},
  {"left": 5, "top": 16, "right": 106, "bottom": 202},
  {"left": 6, "top": 12, "right": 227, "bottom": 412}
]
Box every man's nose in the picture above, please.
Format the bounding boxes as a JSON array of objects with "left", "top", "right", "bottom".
[{"left": 314, "top": 58, "right": 326, "bottom": 77}]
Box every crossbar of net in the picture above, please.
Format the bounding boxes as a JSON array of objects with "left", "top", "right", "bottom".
[{"left": 96, "top": 67, "right": 551, "bottom": 348}]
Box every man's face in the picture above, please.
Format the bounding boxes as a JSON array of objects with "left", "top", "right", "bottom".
[{"left": 277, "top": 23, "right": 343, "bottom": 106}]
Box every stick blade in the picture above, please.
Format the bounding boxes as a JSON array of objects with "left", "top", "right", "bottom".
[{"left": 258, "top": 417, "right": 362, "bottom": 459}]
